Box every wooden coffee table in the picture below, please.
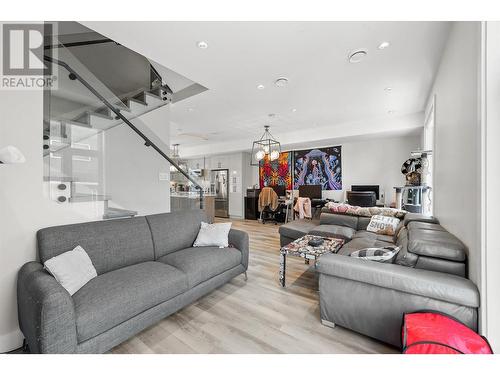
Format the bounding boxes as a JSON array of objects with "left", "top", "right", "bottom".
[{"left": 279, "top": 235, "right": 344, "bottom": 287}]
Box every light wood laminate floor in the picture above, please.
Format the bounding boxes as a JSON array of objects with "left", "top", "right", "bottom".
[{"left": 111, "top": 218, "right": 397, "bottom": 354}]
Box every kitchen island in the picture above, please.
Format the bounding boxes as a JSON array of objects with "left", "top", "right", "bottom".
[{"left": 171, "top": 192, "right": 216, "bottom": 222}]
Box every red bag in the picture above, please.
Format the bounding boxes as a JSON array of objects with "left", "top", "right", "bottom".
[{"left": 402, "top": 311, "right": 493, "bottom": 354}]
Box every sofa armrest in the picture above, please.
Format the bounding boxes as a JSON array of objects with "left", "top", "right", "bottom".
[
  {"left": 316, "top": 253, "right": 479, "bottom": 308},
  {"left": 17, "top": 261, "right": 77, "bottom": 353},
  {"left": 228, "top": 229, "right": 249, "bottom": 270}
]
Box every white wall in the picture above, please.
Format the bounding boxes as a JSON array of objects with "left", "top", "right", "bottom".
[
  {"left": 322, "top": 135, "right": 420, "bottom": 203},
  {"left": 0, "top": 86, "right": 108, "bottom": 352},
  {"left": 483, "top": 21, "right": 500, "bottom": 352},
  {"left": 282, "top": 134, "right": 420, "bottom": 204},
  {"left": 104, "top": 105, "right": 171, "bottom": 215},
  {"left": 426, "top": 22, "right": 482, "bottom": 289}
]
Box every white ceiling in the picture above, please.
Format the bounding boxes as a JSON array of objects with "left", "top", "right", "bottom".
[{"left": 82, "top": 21, "right": 451, "bottom": 157}]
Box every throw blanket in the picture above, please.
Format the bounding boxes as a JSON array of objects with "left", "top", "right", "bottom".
[
  {"left": 325, "top": 202, "right": 406, "bottom": 219},
  {"left": 258, "top": 187, "right": 279, "bottom": 211},
  {"left": 294, "top": 197, "right": 312, "bottom": 219}
]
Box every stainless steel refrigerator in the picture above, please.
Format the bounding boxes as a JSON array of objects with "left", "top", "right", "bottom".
[{"left": 211, "top": 169, "right": 229, "bottom": 218}]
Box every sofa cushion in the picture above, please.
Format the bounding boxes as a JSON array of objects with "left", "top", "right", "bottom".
[
  {"left": 338, "top": 237, "right": 395, "bottom": 256},
  {"left": 37, "top": 217, "right": 155, "bottom": 275},
  {"left": 394, "top": 227, "right": 419, "bottom": 267},
  {"left": 415, "top": 256, "right": 467, "bottom": 277},
  {"left": 407, "top": 221, "right": 446, "bottom": 232},
  {"left": 353, "top": 230, "right": 395, "bottom": 244},
  {"left": 279, "top": 219, "right": 319, "bottom": 240},
  {"left": 408, "top": 229, "right": 466, "bottom": 262},
  {"left": 357, "top": 217, "right": 371, "bottom": 231},
  {"left": 73, "top": 261, "right": 188, "bottom": 342},
  {"left": 158, "top": 247, "right": 242, "bottom": 288},
  {"left": 403, "top": 213, "right": 439, "bottom": 226},
  {"left": 319, "top": 213, "right": 358, "bottom": 230},
  {"left": 309, "top": 225, "right": 356, "bottom": 241},
  {"left": 146, "top": 210, "right": 207, "bottom": 259}
]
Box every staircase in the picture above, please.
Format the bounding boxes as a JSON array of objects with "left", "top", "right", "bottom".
[{"left": 43, "top": 27, "right": 203, "bottom": 219}]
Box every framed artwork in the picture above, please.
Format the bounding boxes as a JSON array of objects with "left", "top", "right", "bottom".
[
  {"left": 293, "top": 146, "right": 342, "bottom": 190},
  {"left": 259, "top": 152, "right": 292, "bottom": 190}
]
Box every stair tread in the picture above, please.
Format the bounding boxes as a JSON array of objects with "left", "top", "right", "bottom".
[
  {"left": 126, "top": 97, "right": 148, "bottom": 106},
  {"left": 70, "top": 194, "right": 111, "bottom": 203},
  {"left": 144, "top": 91, "right": 162, "bottom": 101}
]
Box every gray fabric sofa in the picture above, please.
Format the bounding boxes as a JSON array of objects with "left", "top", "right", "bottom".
[
  {"left": 279, "top": 209, "right": 480, "bottom": 347},
  {"left": 17, "top": 210, "right": 249, "bottom": 354}
]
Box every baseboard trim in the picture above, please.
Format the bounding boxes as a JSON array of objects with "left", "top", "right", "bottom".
[
  {"left": 321, "top": 319, "right": 336, "bottom": 329},
  {"left": 0, "top": 329, "right": 24, "bottom": 353}
]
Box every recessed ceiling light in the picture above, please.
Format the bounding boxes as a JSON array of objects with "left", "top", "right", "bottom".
[
  {"left": 257, "top": 84, "right": 265, "bottom": 90},
  {"left": 188, "top": 108, "right": 194, "bottom": 112},
  {"left": 348, "top": 49, "right": 368, "bottom": 63},
  {"left": 384, "top": 87, "right": 393, "bottom": 92},
  {"left": 274, "top": 77, "right": 289, "bottom": 87},
  {"left": 378, "top": 41, "right": 390, "bottom": 50},
  {"left": 197, "top": 41, "right": 208, "bottom": 49},
  {"left": 291, "top": 108, "right": 297, "bottom": 113},
  {"left": 388, "top": 110, "right": 395, "bottom": 114}
]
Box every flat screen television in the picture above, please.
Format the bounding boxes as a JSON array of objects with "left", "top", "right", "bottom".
[{"left": 351, "top": 185, "right": 380, "bottom": 200}]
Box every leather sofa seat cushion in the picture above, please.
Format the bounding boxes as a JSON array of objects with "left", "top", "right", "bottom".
[
  {"left": 407, "top": 221, "right": 446, "bottom": 232},
  {"left": 416, "top": 256, "right": 466, "bottom": 277},
  {"left": 279, "top": 219, "right": 319, "bottom": 240},
  {"left": 408, "top": 229, "right": 466, "bottom": 262},
  {"left": 317, "top": 253, "right": 479, "bottom": 308},
  {"left": 309, "top": 225, "right": 356, "bottom": 241},
  {"left": 73, "top": 261, "right": 188, "bottom": 342},
  {"left": 158, "top": 247, "right": 242, "bottom": 288},
  {"left": 338, "top": 237, "right": 395, "bottom": 256},
  {"left": 319, "top": 213, "right": 358, "bottom": 230},
  {"left": 352, "top": 230, "right": 395, "bottom": 244},
  {"left": 403, "top": 213, "right": 440, "bottom": 226}
]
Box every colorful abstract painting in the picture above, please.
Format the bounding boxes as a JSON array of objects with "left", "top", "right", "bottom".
[
  {"left": 293, "top": 146, "right": 342, "bottom": 190},
  {"left": 259, "top": 152, "right": 292, "bottom": 190}
]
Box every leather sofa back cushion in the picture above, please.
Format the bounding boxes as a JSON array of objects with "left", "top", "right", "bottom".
[
  {"left": 403, "top": 213, "right": 440, "bottom": 226},
  {"left": 408, "top": 229, "right": 466, "bottom": 262},
  {"left": 320, "top": 213, "right": 358, "bottom": 230},
  {"left": 357, "top": 217, "right": 371, "bottom": 230},
  {"left": 146, "top": 210, "right": 207, "bottom": 259},
  {"left": 37, "top": 217, "right": 155, "bottom": 275}
]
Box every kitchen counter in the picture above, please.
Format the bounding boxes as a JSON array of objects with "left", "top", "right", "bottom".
[{"left": 171, "top": 193, "right": 215, "bottom": 222}]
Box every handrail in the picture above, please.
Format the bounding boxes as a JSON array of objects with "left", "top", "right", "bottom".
[{"left": 44, "top": 55, "right": 204, "bottom": 208}]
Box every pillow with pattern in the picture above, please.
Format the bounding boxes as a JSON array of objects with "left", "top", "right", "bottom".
[
  {"left": 350, "top": 246, "right": 400, "bottom": 263},
  {"left": 366, "top": 215, "right": 401, "bottom": 235}
]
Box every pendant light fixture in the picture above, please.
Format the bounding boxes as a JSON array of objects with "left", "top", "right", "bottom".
[{"left": 251, "top": 125, "right": 281, "bottom": 166}]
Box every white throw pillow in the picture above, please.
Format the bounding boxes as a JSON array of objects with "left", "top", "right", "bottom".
[
  {"left": 366, "top": 215, "right": 401, "bottom": 236},
  {"left": 193, "top": 222, "right": 232, "bottom": 248},
  {"left": 44, "top": 245, "right": 97, "bottom": 296}
]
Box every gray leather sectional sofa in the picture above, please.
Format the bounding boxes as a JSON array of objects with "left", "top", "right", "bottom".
[
  {"left": 279, "top": 209, "right": 480, "bottom": 347},
  {"left": 17, "top": 210, "right": 249, "bottom": 353}
]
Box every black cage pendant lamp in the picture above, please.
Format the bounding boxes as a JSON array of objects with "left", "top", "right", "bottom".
[{"left": 251, "top": 125, "right": 281, "bottom": 166}]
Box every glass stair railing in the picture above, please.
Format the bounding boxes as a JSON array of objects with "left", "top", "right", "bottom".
[{"left": 44, "top": 35, "right": 204, "bottom": 219}]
